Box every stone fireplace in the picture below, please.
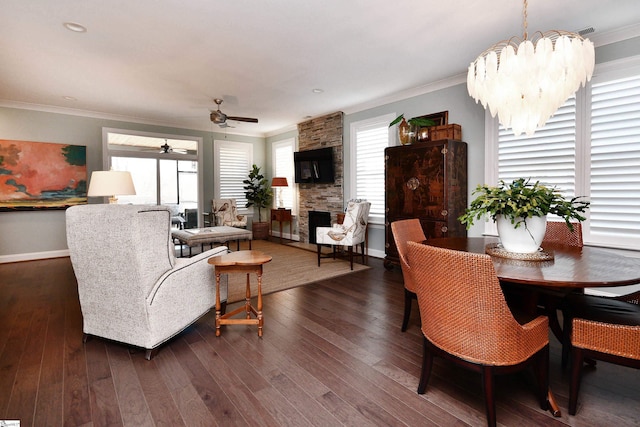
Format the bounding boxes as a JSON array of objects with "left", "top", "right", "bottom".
[{"left": 297, "top": 111, "right": 344, "bottom": 243}]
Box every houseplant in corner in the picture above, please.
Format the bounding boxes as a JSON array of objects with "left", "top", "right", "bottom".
[
  {"left": 458, "top": 178, "right": 590, "bottom": 253},
  {"left": 243, "top": 164, "right": 273, "bottom": 240}
]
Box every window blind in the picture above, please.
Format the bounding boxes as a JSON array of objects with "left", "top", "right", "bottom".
[
  {"left": 498, "top": 98, "right": 578, "bottom": 196},
  {"left": 216, "top": 142, "right": 252, "bottom": 209},
  {"left": 353, "top": 119, "right": 391, "bottom": 222},
  {"left": 273, "top": 142, "right": 294, "bottom": 212},
  {"left": 589, "top": 74, "right": 640, "bottom": 244}
]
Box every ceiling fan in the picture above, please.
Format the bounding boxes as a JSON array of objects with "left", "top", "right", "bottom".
[
  {"left": 160, "top": 140, "right": 187, "bottom": 154},
  {"left": 209, "top": 98, "right": 258, "bottom": 127}
]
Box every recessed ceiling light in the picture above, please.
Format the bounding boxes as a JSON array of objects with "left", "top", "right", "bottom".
[
  {"left": 312, "top": 89, "right": 324, "bottom": 94},
  {"left": 64, "top": 22, "right": 87, "bottom": 33}
]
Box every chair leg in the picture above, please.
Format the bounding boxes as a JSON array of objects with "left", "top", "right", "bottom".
[
  {"left": 481, "top": 366, "right": 497, "bottom": 427},
  {"left": 317, "top": 244, "right": 321, "bottom": 267},
  {"left": 569, "top": 346, "right": 584, "bottom": 415},
  {"left": 562, "top": 311, "right": 572, "bottom": 370},
  {"left": 535, "top": 345, "right": 550, "bottom": 410},
  {"left": 417, "top": 337, "right": 434, "bottom": 394},
  {"left": 348, "top": 246, "right": 353, "bottom": 270},
  {"left": 401, "top": 289, "right": 414, "bottom": 332},
  {"left": 145, "top": 348, "right": 159, "bottom": 361}
]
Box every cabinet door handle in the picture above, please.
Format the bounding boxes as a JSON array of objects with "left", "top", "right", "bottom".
[{"left": 406, "top": 177, "right": 420, "bottom": 190}]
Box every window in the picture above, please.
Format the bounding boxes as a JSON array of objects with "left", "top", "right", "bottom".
[
  {"left": 214, "top": 140, "right": 253, "bottom": 211},
  {"left": 272, "top": 138, "right": 296, "bottom": 214},
  {"left": 487, "top": 57, "right": 640, "bottom": 250},
  {"left": 350, "top": 114, "right": 395, "bottom": 223},
  {"left": 103, "top": 129, "right": 201, "bottom": 214}
]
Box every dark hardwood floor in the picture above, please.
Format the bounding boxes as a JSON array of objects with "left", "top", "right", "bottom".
[{"left": 1, "top": 251, "right": 638, "bottom": 426}]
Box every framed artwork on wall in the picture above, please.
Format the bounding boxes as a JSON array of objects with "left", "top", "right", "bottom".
[{"left": 0, "top": 139, "right": 87, "bottom": 211}]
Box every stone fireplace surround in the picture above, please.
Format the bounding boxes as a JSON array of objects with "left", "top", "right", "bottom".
[{"left": 297, "top": 111, "right": 344, "bottom": 243}]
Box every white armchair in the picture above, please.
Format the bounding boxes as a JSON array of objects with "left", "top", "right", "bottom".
[
  {"left": 211, "top": 198, "right": 247, "bottom": 228},
  {"left": 316, "top": 200, "right": 371, "bottom": 270},
  {"left": 65, "top": 204, "right": 228, "bottom": 360}
]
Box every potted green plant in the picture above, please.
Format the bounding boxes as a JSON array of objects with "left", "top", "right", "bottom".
[
  {"left": 243, "top": 164, "right": 273, "bottom": 239},
  {"left": 389, "top": 114, "right": 436, "bottom": 145},
  {"left": 458, "top": 178, "right": 590, "bottom": 253}
]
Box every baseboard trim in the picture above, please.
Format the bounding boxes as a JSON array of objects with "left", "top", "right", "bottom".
[{"left": 0, "top": 249, "right": 70, "bottom": 264}]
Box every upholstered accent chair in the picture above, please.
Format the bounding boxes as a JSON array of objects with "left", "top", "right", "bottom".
[
  {"left": 211, "top": 198, "right": 247, "bottom": 228},
  {"left": 66, "top": 204, "right": 228, "bottom": 360},
  {"left": 391, "top": 219, "right": 426, "bottom": 332},
  {"left": 316, "top": 200, "right": 371, "bottom": 270},
  {"left": 407, "top": 242, "right": 550, "bottom": 427}
]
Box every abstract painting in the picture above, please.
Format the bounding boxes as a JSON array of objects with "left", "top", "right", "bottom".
[{"left": 0, "top": 139, "right": 87, "bottom": 211}]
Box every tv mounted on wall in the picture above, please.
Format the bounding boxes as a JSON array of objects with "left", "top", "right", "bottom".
[{"left": 294, "top": 147, "right": 335, "bottom": 184}]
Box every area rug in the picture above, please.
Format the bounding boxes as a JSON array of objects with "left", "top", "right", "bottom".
[{"left": 225, "top": 239, "right": 369, "bottom": 303}]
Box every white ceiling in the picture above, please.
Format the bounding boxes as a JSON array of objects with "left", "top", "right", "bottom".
[{"left": 2, "top": 0, "right": 640, "bottom": 137}]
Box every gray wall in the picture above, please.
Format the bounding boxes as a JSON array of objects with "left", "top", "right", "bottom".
[{"left": 0, "top": 107, "right": 264, "bottom": 261}]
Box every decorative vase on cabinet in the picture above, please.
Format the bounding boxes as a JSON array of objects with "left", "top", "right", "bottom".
[{"left": 384, "top": 139, "right": 468, "bottom": 269}]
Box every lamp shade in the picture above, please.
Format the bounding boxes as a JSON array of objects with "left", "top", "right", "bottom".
[
  {"left": 87, "top": 170, "right": 136, "bottom": 204},
  {"left": 271, "top": 177, "right": 288, "bottom": 187}
]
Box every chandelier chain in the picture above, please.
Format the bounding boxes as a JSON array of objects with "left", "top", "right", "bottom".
[{"left": 522, "top": 0, "right": 528, "bottom": 40}]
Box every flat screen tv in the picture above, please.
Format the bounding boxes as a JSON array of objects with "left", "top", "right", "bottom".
[{"left": 294, "top": 147, "right": 335, "bottom": 184}]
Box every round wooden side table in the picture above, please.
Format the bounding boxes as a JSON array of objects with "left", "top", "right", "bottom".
[{"left": 208, "top": 250, "right": 272, "bottom": 337}]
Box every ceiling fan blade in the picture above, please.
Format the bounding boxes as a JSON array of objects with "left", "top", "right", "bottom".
[{"left": 226, "top": 116, "right": 258, "bottom": 123}]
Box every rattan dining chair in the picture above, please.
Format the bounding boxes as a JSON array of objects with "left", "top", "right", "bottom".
[
  {"left": 543, "top": 221, "right": 583, "bottom": 247},
  {"left": 407, "top": 242, "right": 550, "bottom": 427},
  {"left": 568, "top": 317, "right": 640, "bottom": 415},
  {"left": 391, "top": 219, "right": 426, "bottom": 332}
]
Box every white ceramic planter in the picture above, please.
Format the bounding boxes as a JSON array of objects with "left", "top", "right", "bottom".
[{"left": 496, "top": 214, "right": 547, "bottom": 253}]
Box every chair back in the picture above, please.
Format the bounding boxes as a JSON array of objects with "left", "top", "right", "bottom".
[
  {"left": 406, "top": 242, "right": 548, "bottom": 365},
  {"left": 391, "top": 219, "right": 426, "bottom": 293},
  {"left": 543, "top": 221, "right": 583, "bottom": 247},
  {"left": 66, "top": 205, "right": 176, "bottom": 328},
  {"left": 184, "top": 208, "right": 198, "bottom": 229},
  {"left": 341, "top": 201, "right": 370, "bottom": 241},
  {"left": 212, "top": 198, "right": 245, "bottom": 226}
]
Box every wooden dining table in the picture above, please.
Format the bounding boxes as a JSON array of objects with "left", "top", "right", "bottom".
[
  {"left": 424, "top": 236, "right": 640, "bottom": 417},
  {"left": 426, "top": 237, "right": 640, "bottom": 289}
]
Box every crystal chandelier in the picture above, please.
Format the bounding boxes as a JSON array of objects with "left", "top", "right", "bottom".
[{"left": 467, "top": 0, "right": 595, "bottom": 136}]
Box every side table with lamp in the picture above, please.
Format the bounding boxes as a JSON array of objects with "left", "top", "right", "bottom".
[{"left": 270, "top": 177, "right": 292, "bottom": 243}]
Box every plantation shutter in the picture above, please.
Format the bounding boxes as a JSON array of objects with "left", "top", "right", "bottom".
[
  {"left": 498, "top": 98, "right": 578, "bottom": 194},
  {"left": 498, "top": 98, "right": 578, "bottom": 222},
  {"left": 353, "top": 119, "right": 390, "bottom": 222},
  {"left": 274, "top": 142, "right": 294, "bottom": 212},
  {"left": 588, "top": 73, "right": 640, "bottom": 246},
  {"left": 216, "top": 141, "right": 252, "bottom": 209}
]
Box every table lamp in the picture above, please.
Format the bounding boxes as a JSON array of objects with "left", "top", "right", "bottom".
[
  {"left": 271, "top": 177, "right": 288, "bottom": 209},
  {"left": 87, "top": 170, "right": 136, "bottom": 204}
]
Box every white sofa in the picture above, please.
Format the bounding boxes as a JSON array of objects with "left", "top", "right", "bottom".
[{"left": 66, "top": 204, "right": 228, "bottom": 359}]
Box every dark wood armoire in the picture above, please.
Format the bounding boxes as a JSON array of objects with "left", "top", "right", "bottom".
[{"left": 384, "top": 139, "right": 468, "bottom": 268}]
